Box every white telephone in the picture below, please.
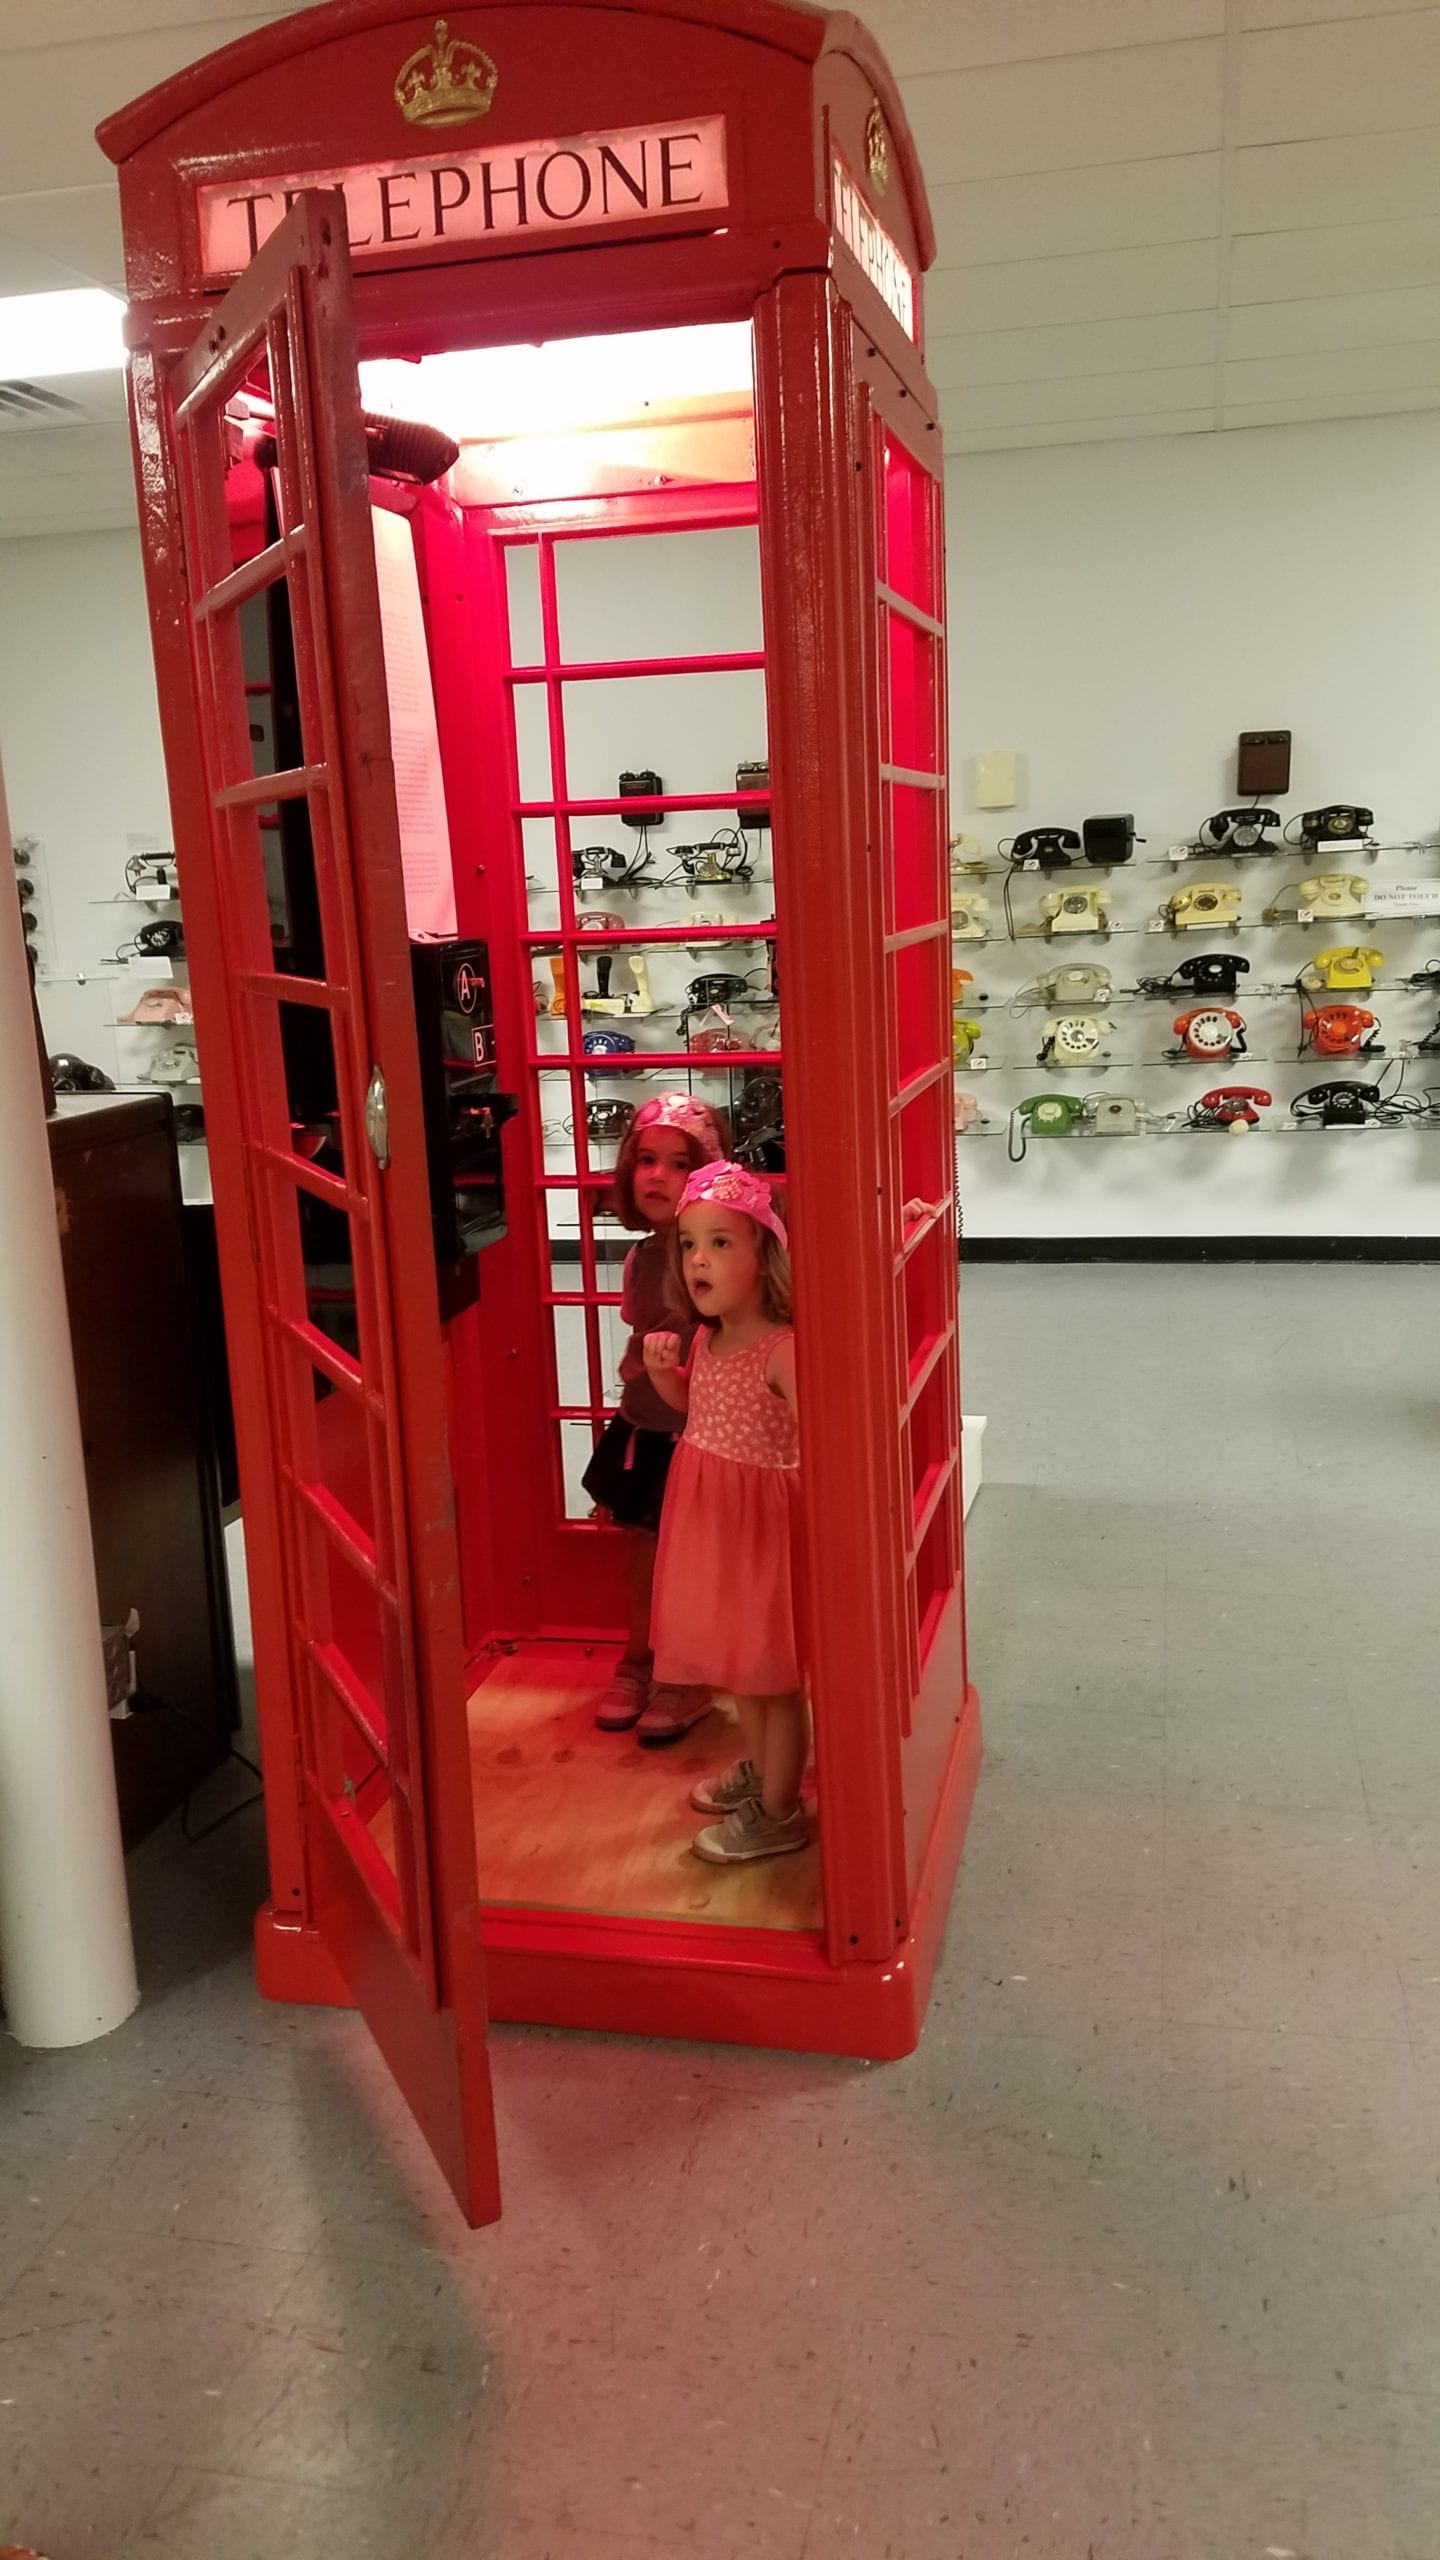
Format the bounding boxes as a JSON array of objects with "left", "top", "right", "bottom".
[
  {"left": 1037, "top": 964, "right": 1112, "bottom": 1005},
  {"left": 951, "top": 892, "right": 989, "bottom": 940},
  {"left": 1042, "top": 885, "right": 1109, "bottom": 935},
  {"left": 1039, "top": 1014, "right": 1114, "bottom": 1065}
]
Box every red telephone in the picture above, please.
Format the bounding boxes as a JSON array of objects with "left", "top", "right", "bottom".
[
  {"left": 1173, "top": 1006, "right": 1247, "bottom": 1061},
  {"left": 1192, "top": 1085, "right": 1271, "bottom": 1129},
  {"left": 1302, "top": 1004, "right": 1378, "bottom": 1060}
]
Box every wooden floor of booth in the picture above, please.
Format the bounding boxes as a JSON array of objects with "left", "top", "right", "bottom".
[{"left": 377, "top": 1644, "right": 824, "bottom": 1932}]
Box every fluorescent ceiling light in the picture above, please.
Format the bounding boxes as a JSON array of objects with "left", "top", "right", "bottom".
[
  {"left": 0, "top": 289, "right": 127, "bottom": 379},
  {"left": 360, "top": 321, "right": 752, "bottom": 442}
]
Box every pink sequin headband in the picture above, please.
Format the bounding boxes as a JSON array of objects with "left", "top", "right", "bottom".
[
  {"left": 632, "top": 1093, "right": 723, "bottom": 1156},
  {"left": 677, "top": 1159, "right": 788, "bottom": 1248}
]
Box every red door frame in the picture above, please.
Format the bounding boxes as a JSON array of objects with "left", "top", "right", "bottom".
[{"left": 152, "top": 193, "right": 502, "bottom": 2224}]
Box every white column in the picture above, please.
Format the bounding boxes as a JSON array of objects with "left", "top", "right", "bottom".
[{"left": 0, "top": 749, "right": 138, "bottom": 2045}]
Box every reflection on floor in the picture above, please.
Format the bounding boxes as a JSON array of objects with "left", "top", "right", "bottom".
[{"left": 462, "top": 1645, "right": 823, "bottom": 1931}]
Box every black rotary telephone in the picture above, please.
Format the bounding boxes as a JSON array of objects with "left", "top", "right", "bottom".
[
  {"left": 1298, "top": 804, "right": 1374, "bottom": 846},
  {"left": 1138, "top": 952, "right": 1250, "bottom": 1002},
  {"left": 1009, "top": 827, "right": 1080, "bottom": 871},
  {"left": 1198, "top": 807, "right": 1281, "bottom": 852},
  {"left": 1292, "top": 1079, "right": 1380, "bottom": 1126}
]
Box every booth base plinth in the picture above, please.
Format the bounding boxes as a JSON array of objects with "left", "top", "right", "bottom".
[{"left": 254, "top": 1689, "right": 982, "bottom": 2062}]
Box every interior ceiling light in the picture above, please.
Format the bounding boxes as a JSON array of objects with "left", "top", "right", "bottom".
[
  {"left": 359, "top": 320, "right": 753, "bottom": 443},
  {"left": 0, "top": 288, "right": 127, "bottom": 378}
]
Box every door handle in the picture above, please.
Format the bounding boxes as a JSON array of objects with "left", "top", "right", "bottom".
[{"left": 365, "top": 1066, "right": 389, "bottom": 1169}]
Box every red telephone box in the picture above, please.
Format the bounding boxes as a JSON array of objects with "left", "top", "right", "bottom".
[{"left": 100, "top": 0, "right": 981, "bottom": 2226}]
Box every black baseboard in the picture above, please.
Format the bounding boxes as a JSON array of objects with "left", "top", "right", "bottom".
[{"left": 961, "top": 1236, "right": 1440, "bottom": 1263}]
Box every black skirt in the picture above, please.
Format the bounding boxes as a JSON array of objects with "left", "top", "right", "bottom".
[{"left": 582, "top": 1415, "right": 679, "bottom": 1533}]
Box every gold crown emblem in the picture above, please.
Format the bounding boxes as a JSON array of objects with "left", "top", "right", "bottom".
[
  {"left": 865, "top": 102, "right": 890, "bottom": 193},
  {"left": 394, "top": 19, "right": 498, "bottom": 127}
]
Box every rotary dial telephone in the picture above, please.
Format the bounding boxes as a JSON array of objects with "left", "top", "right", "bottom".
[
  {"left": 1009, "top": 1092, "right": 1085, "bottom": 1157},
  {"left": 549, "top": 950, "right": 655, "bottom": 1017},
  {"left": 1295, "top": 873, "right": 1368, "bottom": 917},
  {"left": 1010, "top": 827, "right": 1080, "bottom": 870},
  {"left": 1173, "top": 1006, "right": 1247, "bottom": 1061},
  {"left": 1166, "top": 882, "right": 1243, "bottom": 929},
  {"left": 1139, "top": 952, "right": 1250, "bottom": 1001},
  {"left": 1198, "top": 806, "right": 1281, "bottom": 853},
  {"left": 951, "top": 892, "right": 989, "bottom": 940},
  {"left": 1043, "top": 885, "right": 1109, "bottom": 935},
  {"left": 953, "top": 1090, "right": 984, "bottom": 1134},
  {"left": 1302, "top": 1004, "right": 1378, "bottom": 1060},
  {"left": 1300, "top": 804, "right": 1374, "bottom": 846},
  {"left": 1038, "top": 1013, "right": 1114, "bottom": 1065},
  {"left": 1190, "top": 1085, "right": 1271, "bottom": 1130},
  {"left": 952, "top": 1016, "right": 984, "bottom": 1061},
  {"left": 1036, "top": 964, "right": 1112, "bottom": 1005},
  {"left": 1304, "top": 944, "right": 1384, "bottom": 992},
  {"left": 1292, "top": 1079, "right": 1378, "bottom": 1126}
]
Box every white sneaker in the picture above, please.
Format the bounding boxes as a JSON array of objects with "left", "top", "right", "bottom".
[
  {"left": 690, "top": 1758, "right": 761, "bottom": 1816},
  {"left": 693, "top": 1798, "right": 808, "bottom": 1865}
]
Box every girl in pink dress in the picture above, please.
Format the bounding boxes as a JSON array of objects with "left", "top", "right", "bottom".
[{"left": 643, "top": 1162, "right": 806, "bottom": 1866}]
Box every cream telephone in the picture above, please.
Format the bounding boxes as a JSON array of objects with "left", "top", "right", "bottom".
[
  {"left": 1305, "top": 944, "right": 1384, "bottom": 993},
  {"left": 1166, "top": 881, "right": 1242, "bottom": 930},
  {"left": 951, "top": 892, "right": 989, "bottom": 940},
  {"left": 1038, "top": 1014, "right": 1114, "bottom": 1066},
  {"left": 1042, "top": 885, "right": 1109, "bottom": 935},
  {"left": 1297, "top": 873, "right": 1368, "bottom": 918}
]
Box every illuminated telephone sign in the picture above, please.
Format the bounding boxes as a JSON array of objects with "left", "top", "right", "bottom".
[{"left": 199, "top": 116, "right": 729, "bottom": 277}]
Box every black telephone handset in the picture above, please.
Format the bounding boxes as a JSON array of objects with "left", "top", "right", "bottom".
[{"left": 1293, "top": 1079, "right": 1380, "bottom": 1126}]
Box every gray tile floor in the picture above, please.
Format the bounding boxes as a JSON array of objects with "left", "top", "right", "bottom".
[{"left": 4, "top": 1263, "right": 1440, "bottom": 2559}]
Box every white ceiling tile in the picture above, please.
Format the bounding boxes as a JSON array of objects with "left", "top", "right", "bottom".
[
  {"left": 954, "top": 363, "right": 1217, "bottom": 429},
  {"left": 905, "top": 39, "right": 1224, "bottom": 183},
  {"left": 1229, "top": 128, "right": 1440, "bottom": 231},
  {"left": 1240, "top": 0, "right": 1434, "bottom": 28},
  {"left": 0, "top": 19, "right": 268, "bottom": 190},
  {"left": 932, "top": 155, "right": 1222, "bottom": 266},
  {"left": 1223, "top": 339, "right": 1440, "bottom": 402},
  {"left": 945, "top": 409, "right": 1215, "bottom": 452},
  {"left": 0, "top": 425, "right": 132, "bottom": 481},
  {"left": 930, "top": 308, "right": 1218, "bottom": 389},
  {"left": 1228, "top": 215, "right": 1440, "bottom": 303},
  {"left": 1236, "top": 14, "right": 1440, "bottom": 147},
  {"left": 931, "top": 238, "right": 1222, "bottom": 333},
  {"left": 0, "top": 496, "right": 139, "bottom": 535},
  {"left": 857, "top": 0, "right": 1222, "bottom": 78},
  {"left": 0, "top": 189, "right": 126, "bottom": 291},
  {"left": 0, "top": 0, "right": 288, "bottom": 43},
  {"left": 1221, "top": 388, "right": 1440, "bottom": 430},
  {"left": 1225, "top": 282, "right": 1440, "bottom": 359},
  {"left": 0, "top": 234, "right": 90, "bottom": 293}
]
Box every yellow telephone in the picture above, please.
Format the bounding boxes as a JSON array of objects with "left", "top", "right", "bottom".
[
  {"left": 951, "top": 892, "right": 989, "bottom": 940},
  {"left": 1298, "top": 872, "right": 1368, "bottom": 917},
  {"left": 1167, "top": 881, "right": 1242, "bottom": 929},
  {"left": 1306, "top": 944, "right": 1384, "bottom": 993},
  {"left": 952, "top": 1015, "right": 984, "bottom": 1061},
  {"left": 1042, "top": 885, "right": 1109, "bottom": 935}
]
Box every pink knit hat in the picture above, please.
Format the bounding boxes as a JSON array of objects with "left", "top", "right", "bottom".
[
  {"left": 632, "top": 1093, "right": 724, "bottom": 1156},
  {"left": 677, "top": 1159, "right": 788, "bottom": 1248}
]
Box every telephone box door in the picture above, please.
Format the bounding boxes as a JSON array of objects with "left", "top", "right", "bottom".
[{"left": 165, "top": 194, "right": 500, "bottom": 2224}]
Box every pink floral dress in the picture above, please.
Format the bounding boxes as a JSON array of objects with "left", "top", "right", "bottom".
[{"left": 650, "top": 1328, "right": 801, "bottom": 1695}]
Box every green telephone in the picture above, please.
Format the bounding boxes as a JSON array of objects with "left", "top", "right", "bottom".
[{"left": 1009, "top": 1091, "right": 1085, "bottom": 1160}]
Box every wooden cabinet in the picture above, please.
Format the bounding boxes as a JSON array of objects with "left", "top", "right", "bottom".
[{"left": 48, "top": 1095, "right": 237, "bottom": 1846}]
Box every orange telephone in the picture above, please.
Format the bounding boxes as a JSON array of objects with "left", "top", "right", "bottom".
[
  {"left": 1191, "top": 1085, "right": 1270, "bottom": 1130},
  {"left": 1302, "top": 1004, "right": 1378, "bottom": 1059}
]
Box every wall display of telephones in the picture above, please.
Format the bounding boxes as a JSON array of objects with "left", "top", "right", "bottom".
[
  {"left": 948, "top": 797, "right": 1440, "bottom": 1155},
  {"left": 99, "top": 848, "right": 206, "bottom": 1136}
]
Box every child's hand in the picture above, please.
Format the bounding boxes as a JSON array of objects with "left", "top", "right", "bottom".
[{"left": 643, "top": 1331, "right": 684, "bottom": 1375}]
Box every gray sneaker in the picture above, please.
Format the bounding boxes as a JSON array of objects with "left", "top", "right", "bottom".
[
  {"left": 693, "top": 1797, "right": 808, "bottom": 1865},
  {"left": 594, "top": 1655, "right": 651, "bottom": 1732},
  {"left": 690, "top": 1758, "right": 762, "bottom": 1816},
  {"left": 636, "top": 1683, "right": 712, "bottom": 1746}
]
